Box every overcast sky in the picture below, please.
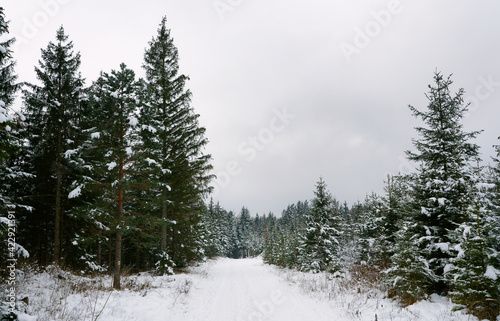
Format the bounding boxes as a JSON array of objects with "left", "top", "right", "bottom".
[{"left": 3, "top": 0, "right": 500, "bottom": 216}]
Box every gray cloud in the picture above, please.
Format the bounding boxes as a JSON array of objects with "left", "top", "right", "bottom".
[{"left": 4, "top": 0, "right": 500, "bottom": 215}]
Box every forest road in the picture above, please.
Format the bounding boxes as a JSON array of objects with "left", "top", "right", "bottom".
[{"left": 167, "top": 257, "right": 337, "bottom": 321}]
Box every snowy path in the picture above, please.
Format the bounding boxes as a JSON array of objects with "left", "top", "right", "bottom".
[
  {"left": 23, "top": 256, "right": 477, "bottom": 320},
  {"left": 168, "top": 257, "right": 336, "bottom": 321}
]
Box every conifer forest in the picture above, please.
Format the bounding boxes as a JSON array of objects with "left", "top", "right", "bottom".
[{"left": 1, "top": 5, "right": 500, "bottom": 321}]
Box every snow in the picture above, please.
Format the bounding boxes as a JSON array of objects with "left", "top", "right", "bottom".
[
  {"left": 17, "top": 314, "right": 35, "bottom": 321},
  {"left": 142, "top": 124, "right": 157, "bottom": 133},
  {"left": 485, "top": 265, "right": 499, "bottom": 280},
  {"left": 15, "top": 243, "right": 30, "bottom": 258},
  {"left": 476, "top": 182, "right": 495, "bottom": 190},
  {"left": 434, "top": 242, "right": 449, "bottom": 252},
  {"left": 0, "top": 105, "right": 9, "bottom": 123},
  {"left": 129, "top": 115, "right": 138, "bottom": 126},
  {"left": 68, "top": 185, "right": 82, "bottom": 199},
  {"left": 107, "top": 161, "right": 117, "bottom": 170},
  {"left": 462, "top": 225, "right": 471, "bottom": 237},
  {"left": 437, "top": 197, "right": 447, "bottom": 205},
  {"left": 91, "top": 132, "right": 101, "bottom": 139},
  {"left": 64, "top": 149, "right": 78, "bottom": 158},
  {"left": 0, "top": 45, "right": 6, "bottom": 53},
  {"left": 12, "top": 257, "right": 479, "bottom": 321}
]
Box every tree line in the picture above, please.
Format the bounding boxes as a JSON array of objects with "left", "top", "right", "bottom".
[{"left": 0, "top": 9, "right": 212, "bottom": 290}]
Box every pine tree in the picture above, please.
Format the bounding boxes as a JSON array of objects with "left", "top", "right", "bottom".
[
  {"left": 142, "top": 17, "right": 213, "bottom": 267},
  {"left": 298, "top": 178, "right": 341, "bottom": 273},
  {"left": 23, "top": 26, "right": 85, "bottom": 265},
  {"left": 405, "top": 71, "right": 481, "bottom": 293}
]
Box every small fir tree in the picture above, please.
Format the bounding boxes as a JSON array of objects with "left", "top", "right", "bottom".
[
  {"left": 299, "top": 178, "right": 341, "bottom": 273},
  {"left": 446, "top": 170, "right": 500, "bottom": 321},
  {"left": 384, "top": 222, "right": 435, "bottom": 306}
]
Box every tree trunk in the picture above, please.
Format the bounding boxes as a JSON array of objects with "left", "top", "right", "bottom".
[
  {"left": 160, "top": 198, "right": 167, "bottom": 251},
  {"left": 113, "top": 121, "right": 125, "bottom": 290},
  {"left": 113, "top": 229, "right": 122, "bottom": 290},
  {"left": 54, "top": 131, "right": 63, "bottom": 265},
  {"left": 160, "top": 113, "right": 168, "bottom": 251},
  {"left": 113, "top": 187, "right": 124, "bottom": 290},
  {"left": 97, "top": 233, "right": 102, "bottom": 267}
]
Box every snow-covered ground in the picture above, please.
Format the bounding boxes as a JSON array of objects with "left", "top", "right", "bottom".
[{"left": 9, "top": 257, "right": 480, "bottom": 321}]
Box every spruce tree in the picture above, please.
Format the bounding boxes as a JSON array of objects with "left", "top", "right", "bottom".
[
  {"left": 384, "top": 222, "right": 435, "bottom": 306},
  {"left": 405, "top": 71, "right": 481, "bottom": 293},
  {"left": 23, "top": 26, "right": 85, "bottom": 265},
  {"left": 298, "top": 178, "right": 341, "bottom": 273},
  {"left": 0, "top": 8, "right": 31, "bottom": 279},
  {"left": 489, "top": 144, "right": 500, "bottom": 265},
  {"left": 67, "top": 64, "right": 157, "bottom": 285},
  {"left": 0, "top": 7, "right": 22, "bottom": 212},
  {"left": 375, "top": 174, "right": 412, "bottom": 267},
  {"left": 202, "top": 199, "right": 231, "bottom": 258},
  {"left": 89, "top": 64, "right": 142, "bottom": 289},
  {"left": 446, "top": 168, "right": 500, "bottom": 320},
  {"left": 236, "top": 207, "right": 253, "bottom": 258},
  {"left": 356, "top": 193, "right": 382, "bottom": 265},
  {"left": 142, "top": 17, "right": 213, "bottom": 267}
]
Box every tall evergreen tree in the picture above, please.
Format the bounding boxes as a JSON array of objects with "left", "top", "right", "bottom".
[
  {"left": 82, "top": 64, "right": 143, "bottom": 289},
  {"left": 23, "top": 26, "right": 85, "bottom": 265},
  {"left": 142, "top": 17, "right": 213, "bottom": 267},
  {"left": 405, "top": 71, "right": 481, "bottom": 293},
  {"left": 0, "top": 7, "right": 22, "bottom": 212},
  {"left": 0, "top": 8, "right": 31, "bottom": 277}
]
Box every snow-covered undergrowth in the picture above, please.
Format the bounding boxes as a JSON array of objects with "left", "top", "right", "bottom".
[
  {"left": 1, "top": 258, "right": 486, "bottom": 321},
  {"left": 271, "top": 265, "right": 481, "bottom": 321},
  {"left": 2, "top": 261, "right": 205, "bottom": 321}
]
